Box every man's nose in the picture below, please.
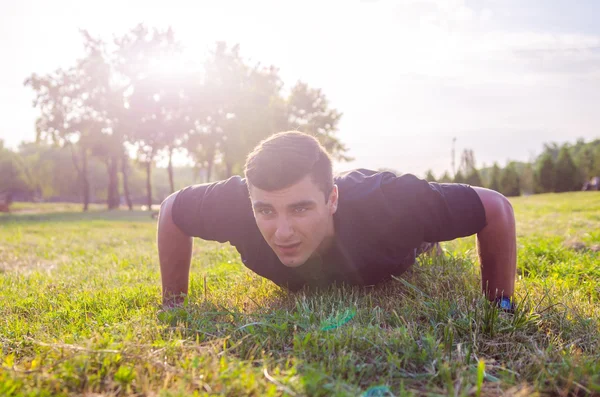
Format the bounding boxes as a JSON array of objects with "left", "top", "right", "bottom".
[{"left": 274, "top": 217, "right": 294, "bottom": 241}]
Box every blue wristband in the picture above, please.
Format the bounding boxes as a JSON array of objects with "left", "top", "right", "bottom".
[{"left": 495, "top": 297, "right": 515, "bottom": 312}]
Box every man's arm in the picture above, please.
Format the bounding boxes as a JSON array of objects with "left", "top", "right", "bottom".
[
  {"left": 471, "top": 187, "right": 517, "bottom": 300},
  {"left": 157, "top": 192, "right": 193, "bottom": 307}
]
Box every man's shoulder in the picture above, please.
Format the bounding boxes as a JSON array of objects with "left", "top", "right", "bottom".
[
  {"left": 173, "top": 175, "right": 252, "bottom": 222},
  {"left": 334, "top": 168, "right": 422, "bottom": 193},
  {"left": 196, "top": 175, "right": 250, "bottom": 198},
  {"left": 334, "top": 168, "right": 392, "bottom": 185}
]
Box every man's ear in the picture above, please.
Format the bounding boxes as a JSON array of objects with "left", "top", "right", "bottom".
[{"left": 328, "top": 185, "right": 339, "bottom": 214}]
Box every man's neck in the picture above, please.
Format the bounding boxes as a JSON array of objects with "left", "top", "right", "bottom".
[{"left": 315, "top": 217, "right": 336, "bottom": 256}]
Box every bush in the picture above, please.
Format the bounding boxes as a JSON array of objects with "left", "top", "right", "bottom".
[
  {"left": 500, "top": 163, "right": 520, "bottom": 197},
  {"left": 555, "top": 146, "right": 581, "bottom": 192},
  {"left": 536, "top": 153, "right": 555, "bottom": 193}
]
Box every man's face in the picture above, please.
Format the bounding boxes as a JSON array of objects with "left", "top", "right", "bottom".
[{"left": 249, "top": 175, "right": 338, "bottom": 268}]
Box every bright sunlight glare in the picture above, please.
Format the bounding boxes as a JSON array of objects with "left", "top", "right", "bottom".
[{"left": 146, "top": 56, "right": 198, "bottom": 79}]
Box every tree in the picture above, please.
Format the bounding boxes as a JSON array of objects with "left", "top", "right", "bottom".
[
  {"left": 16, "top": 141, "right": 114, "bottom": 203},
  {"left": 0, "top": 141, "right": 31, "bottom": 200},
  {"left": 25, "top": 66, "right": 97, "bottom": 211},
  {"left": 574, "top": 144, "right": 596, "bottom": 185},
  {"left": 457, "top": 148, "right": 481, "bottom": 186},
  {"left": 77, "top": 31, "right": 123, "bottom": 209},
  {"left": 89, "top": 132, "right": 122, "bottom": 209},
  {"left": 519, "top": 163, "right": 535, "bottom": 195},
  {"left": 594, "top": 144, "right": 600, "bottom": 177},
  {"left": 183, "top": 44, "right": 228, "bottom": 182},
  {"left": 542, "top": 142, "right": 560, "bottom": 162},
  {"left": 424, "top": 169, "right": 436, "bottom": 182},
  {"left": 185, "top": 124, "right": 220, "bottom": 183},
  {"left": 23, "top": 26, "right": 351, "bottom": 205},
  {"left": 114, "top": 25, "right": 187, "bottom": 209},
  {"left": 26, "top": 30, "right": 125, "bottom": 210},
  {"left": 286, "top": 81, "right": 350, "bottom": 162},
  {"left": 199, "top": 42, "right": 289, "bottom": 178},
  {"left": 536, "top": 152, "right": 555, "bottom": 193},
  {"left": 17, "top": 142, "right": 79, "bottom": 200},
  {"left": 487, "top": 163, "right": 501, "bottom": 192},
  {"left": 438, "top": 171, "right": 452, "bottom": 183},
  {"left": 555, "top": 145, "right": 580, "bottom": 192},
  {"left": 459, "top": 149, "right": 476, "bottom": 174},
  {"left": 453, "top": 170, "right": 465, "bottom": 184},
  {"left": 500, "top": 163, "right": 520, "bottom": 197},
  {"left": 194, "top": 43, "right": 350, "bottom": 179},
  {"left": 465, "top": 169, "right": 482, "bottom": 187}
]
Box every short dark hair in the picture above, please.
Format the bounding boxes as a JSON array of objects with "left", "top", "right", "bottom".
[{"left": 244, "top": 131, "right": 334, "bottom": 199}]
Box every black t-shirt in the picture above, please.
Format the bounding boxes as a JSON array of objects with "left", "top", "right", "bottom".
[{"left": 171, "top": 169, "right": 486, "bottom": 291}]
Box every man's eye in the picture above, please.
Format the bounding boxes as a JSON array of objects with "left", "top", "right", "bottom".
[
  {"left": 294, "top": 207, "right": 308, "bottom": 213},
  {"left": 258, "top": 208, "right": 273, "bottom": 215}
]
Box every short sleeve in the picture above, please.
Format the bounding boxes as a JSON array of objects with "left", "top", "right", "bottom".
[
  {"left": 171, "top": 176, "right": 254, "bottom": 244},
  {"left": 381, "top": 174, "right": 487, "bottom": 243}
]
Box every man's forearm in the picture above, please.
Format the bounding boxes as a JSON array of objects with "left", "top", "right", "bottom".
[
  {"left": 473, "top": 187, "right": 517, "bottom": 300},
  {"left": 157, "top": 194, "right": 193, "bottom": 307}
]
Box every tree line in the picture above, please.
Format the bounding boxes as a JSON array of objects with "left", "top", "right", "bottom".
[
  {"left": 424, "top": 139, "right": 600, "bottom": 196},
  {"left": 1, "top": 24, "right": 348, "bottom": 210},
  {"left": 4, "top": 134, "right": 597, "bottom": 209}
]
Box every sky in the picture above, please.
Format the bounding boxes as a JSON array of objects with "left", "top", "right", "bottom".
[{"left": 2, "top": 0, "right": 600, "bottom": 177}]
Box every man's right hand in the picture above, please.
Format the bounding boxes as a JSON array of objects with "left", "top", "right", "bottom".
[{"left": 157, "top": 192, "right": 193, "bottom": 308}]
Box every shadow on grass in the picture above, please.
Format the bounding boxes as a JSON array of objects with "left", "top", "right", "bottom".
[{"left": 0, "top": 209, "right": 156, "bottom": 225}]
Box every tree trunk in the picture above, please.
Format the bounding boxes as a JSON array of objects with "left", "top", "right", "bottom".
[
  {"left": 225, "top": 162, "right": 233, "bottom": 178},
  {"left": 145, "top": 161, "right": 152, "bottom": 211},
  {"left": 81, "top": 145, "right": 90, "bottom": 212},
  {"left": 167, "top": 147, "right": 175, "bottom": 193},
  {"left": 107, "top": 155, "right": 120, "bottom": 210},
  {"left": 121, "top": 153, "right": 133, "bottom": 211}
]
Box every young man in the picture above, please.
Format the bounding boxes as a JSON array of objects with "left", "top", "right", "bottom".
[{"left": 158, "top": 131, "right": 516, "bottom": 310}]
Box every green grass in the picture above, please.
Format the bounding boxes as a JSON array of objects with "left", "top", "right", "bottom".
[{"left": 1, "top": 192, "right": 599, "bottom": 396}]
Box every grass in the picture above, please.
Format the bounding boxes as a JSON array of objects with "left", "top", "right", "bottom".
[{"left": 1, "top": 192, "right": 599, "bottom": 396}]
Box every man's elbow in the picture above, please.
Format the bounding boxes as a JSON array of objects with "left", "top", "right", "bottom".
[
  {"left": 157, "top": 191, "right": 190, "bottom": 241},
  {"left": 495, "top": 192, "right": 514, "bottom": 223},
  {"left": 472, "top": 187, "right": 515, "bottom": 226},
  {"left": 157, "top": 190, "right": 192, "bottom": 254},
  {"left": 158, "top": 191, "right": 179, "bottom": 225}
]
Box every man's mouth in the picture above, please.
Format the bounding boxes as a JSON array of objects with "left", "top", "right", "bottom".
[{"left": 275, "top": 242, "right": 301, "bottom": 253}]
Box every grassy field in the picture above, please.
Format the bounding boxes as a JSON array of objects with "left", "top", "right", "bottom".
[{"left": 1, "top": 192, "right": 599, "bottom": 396}]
